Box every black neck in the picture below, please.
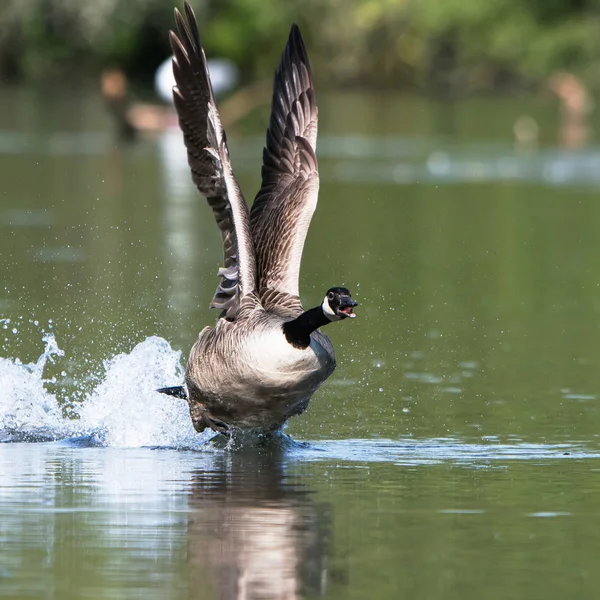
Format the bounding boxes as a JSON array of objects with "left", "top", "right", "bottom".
[{"left": 283, "top": 305, "right": 331, "bottom": 349}]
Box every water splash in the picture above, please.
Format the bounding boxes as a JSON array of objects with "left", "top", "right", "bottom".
[
  {"left": 0, "top": 334, "right": 207, "bottom": 448},
  {"left": 0, "top": 333, "right": 71, "bottom": 442},
  {"left": 75, "top": 336, "right": 201, "bottom": 448}
]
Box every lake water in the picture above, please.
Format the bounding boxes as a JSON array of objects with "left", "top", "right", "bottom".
[{"left": 2, "top": 86, "right": 600, "bottom": 599}]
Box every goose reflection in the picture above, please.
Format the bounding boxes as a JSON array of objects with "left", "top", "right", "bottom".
[{"left": 186, "top": 443, "right": 331, "bottom": 599}]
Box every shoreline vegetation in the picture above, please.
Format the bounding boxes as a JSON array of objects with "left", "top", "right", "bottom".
[{"left": 1, "top": 0, "right": 600, "bottom": 93}]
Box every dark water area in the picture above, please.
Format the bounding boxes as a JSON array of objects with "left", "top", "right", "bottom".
[{"left": 2, "top": 86, "right": 600, "bottom": 598}]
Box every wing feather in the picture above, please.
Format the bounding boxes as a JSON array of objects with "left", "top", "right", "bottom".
[
  {"left": 250, "top": 24, "right": 318, "bottom": 312},
  {"left": 171, "top": 1, "right": 256, "bottom": 317}
]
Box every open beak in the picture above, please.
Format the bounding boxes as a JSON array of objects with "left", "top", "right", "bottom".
[{"left": 338, "top": 297, "right": 358, "bottom": 319}]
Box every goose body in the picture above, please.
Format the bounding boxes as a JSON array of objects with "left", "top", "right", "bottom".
[
  {"left": 162, "top": 2, "right": 356, "bottom": 435},
  {"left": 186, "top": 313, "right": 335, "bottom": 432}
]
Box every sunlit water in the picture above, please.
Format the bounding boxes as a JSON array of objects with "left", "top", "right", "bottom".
[{"left": 2, "top": 87, "right": 600, "bottom": 599}]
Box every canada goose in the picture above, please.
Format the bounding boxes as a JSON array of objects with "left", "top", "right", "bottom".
[
  {"left": 547, "top": 71, "right": 593, "bottom": 150},
  {"left": 101, "top": 61, "right": 268, "bottom": 141},
  {"left": 101, "top": 68, "right": 174, "bottom": 140},
  {"left": 158, "top": 2, "right": 357, "bottom": 435}
]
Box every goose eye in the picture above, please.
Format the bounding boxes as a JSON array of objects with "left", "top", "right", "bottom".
[{"left": 327, "top": 292, "right": 334, "bottom": 301}]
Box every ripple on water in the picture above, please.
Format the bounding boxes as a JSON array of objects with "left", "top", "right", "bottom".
[
  {"left": 288, "top": 437, "right": 599, "bottom": 467},
  {"left": 0, "top": 209, "right": 53, "bottom": 227},
  {"left": 5, "top": 131, "right": 600, "bottom": 188}
]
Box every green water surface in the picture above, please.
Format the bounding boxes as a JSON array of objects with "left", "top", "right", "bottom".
[{"left": 1, "top": 87, "right": 600, "bottom": 599}]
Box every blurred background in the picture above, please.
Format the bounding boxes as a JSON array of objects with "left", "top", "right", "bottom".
[{"left": 2, "top": 0, "right": 600, "bottom": 91}]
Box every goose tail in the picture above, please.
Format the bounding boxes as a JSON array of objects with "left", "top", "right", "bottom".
[{"left": 156, "top": 385, "right": 188, "bottom": 400}]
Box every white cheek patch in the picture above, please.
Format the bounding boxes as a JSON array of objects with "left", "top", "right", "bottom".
[{"left": 322, "top": 296, "right": 341, "bottom": 322}]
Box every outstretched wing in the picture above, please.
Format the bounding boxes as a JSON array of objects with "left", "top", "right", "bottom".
[
  {"left": 250, "top": 24, "right": 319, "bottom": 312},
  {"left": 170, "top": 1, "right": 255, "bottom": 317}
]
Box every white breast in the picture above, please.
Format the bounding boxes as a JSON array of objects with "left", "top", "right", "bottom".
[{"left": 241, "top": 329, "right": 329, "bottom": 384}]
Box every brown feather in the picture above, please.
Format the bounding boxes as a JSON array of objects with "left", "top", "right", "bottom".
[
  {"left": 170, "top": 1, "right": 256, "bottom": 317},
  {"left": 250, "top": 24, "right": 319, "bottom": 312}
]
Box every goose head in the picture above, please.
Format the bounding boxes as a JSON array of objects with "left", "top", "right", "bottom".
[{"left": 322, "top": 287, "right": 358, "bottom": 321}]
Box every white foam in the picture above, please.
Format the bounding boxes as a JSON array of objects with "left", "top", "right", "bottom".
[
  {"left": 0, "top": 333, "right": 73, "bottom": 442},
  {"left": 0, "top": 334, "right": 210, "bottom": 448}
]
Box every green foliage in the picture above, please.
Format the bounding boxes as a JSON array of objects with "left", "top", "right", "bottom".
[{"left": 2, "top": 0, "right": 600, "bottom": 90}]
